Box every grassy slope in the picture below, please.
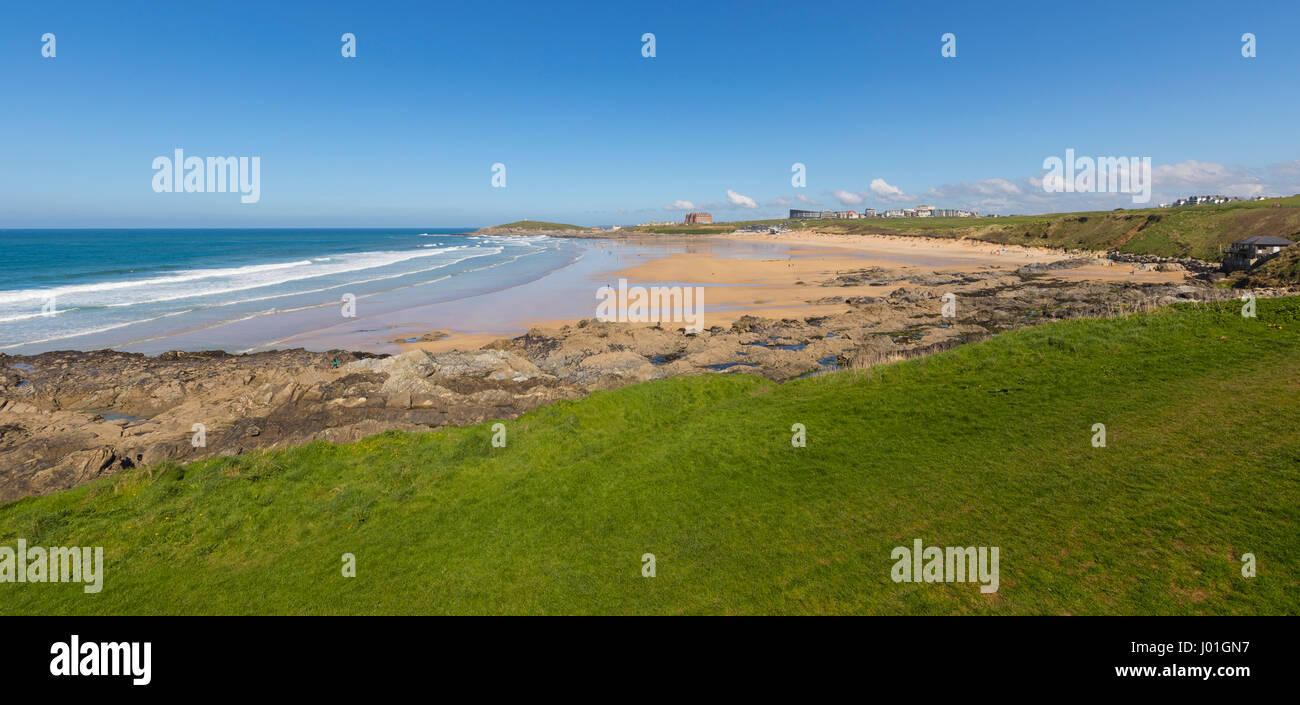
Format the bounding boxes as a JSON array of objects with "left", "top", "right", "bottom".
[
  {"left": 3, "top": 300, "right": 1298, "bottom": 615},
  {"left": 629, "top": 196, "right": 1300, "bottom": 260},
  {"left": 480, "top": 220, "right": 586, "bottom": 231}
]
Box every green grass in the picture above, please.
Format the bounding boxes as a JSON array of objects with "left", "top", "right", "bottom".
[
  {"left": 640, "top": 196, "right": 1300, "bottom": 260},
  {"left": 482, "top": 220, "right": 586, "bottom": 231},
  {"left": 3, "top": 299, "right": 1299, "bottom": 615},
  {"left": 494, "top": 199, "right": 1300, "bottom": 260}
]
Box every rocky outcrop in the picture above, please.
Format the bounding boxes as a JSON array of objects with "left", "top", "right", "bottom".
[
  {"left": 0, "top": 347, "right": 583, "bottom": 501},
  {"left": 1016, "top": 257, "right": 1096, "bottom": 275},
  {"left": 1104, "top": 251, "right": 1219, "bottom": 272},
  {"left": 3, "top": 262, "right": 1290, "bottom": 502}
]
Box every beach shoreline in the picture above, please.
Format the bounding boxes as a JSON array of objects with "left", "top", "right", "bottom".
[
  {"left": 4, "top": 226, "right": 1291, "bottom": 501},
  {"left": 1, "top": 227, "right": 1203, "bottom": 359},
  {"left": 388, "top": 229, "right": 1189, "bottom": 355}
]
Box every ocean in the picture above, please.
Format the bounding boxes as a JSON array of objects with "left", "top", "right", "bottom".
[{"left": 0, "top": 228, "right": 581, "bottom": 355}]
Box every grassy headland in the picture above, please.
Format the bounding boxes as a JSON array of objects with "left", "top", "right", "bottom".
[
  {"left": 627, "top": 196, "right": 1300, "bottom": 261},
  {"left": 3, "top": 298, "right": 1297, "bottom": 615},
  {"left": 476, "top": 220, "right": 587, "bottom": 232}
]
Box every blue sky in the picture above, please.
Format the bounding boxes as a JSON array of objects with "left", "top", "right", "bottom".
[{"left": 2, "top": 0, "right": 1298, "bottom": 226}]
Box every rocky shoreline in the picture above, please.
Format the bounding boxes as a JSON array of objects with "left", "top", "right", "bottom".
[
  {"left": 1103, "top": 251, "right": 1221, "bottom": 274},
  {"left": 1, "top": 259, "right": 1289, "bottom": 502}
]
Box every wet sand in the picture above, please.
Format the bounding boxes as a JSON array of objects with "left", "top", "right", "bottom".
[{"left": 377, "top": 231, "right": 1188, "bottom": 355}]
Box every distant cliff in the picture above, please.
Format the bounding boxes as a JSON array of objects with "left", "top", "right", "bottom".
[{"left": 475, "top": 220, "right": 604, "bottom": 237}]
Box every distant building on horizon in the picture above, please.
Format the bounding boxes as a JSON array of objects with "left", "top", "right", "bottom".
[
  {"left": 1168, "top": 195, "right": 1240, "bottom": 207},
  {"left": 684, "top": 212, "right": 713, "bottom": 224},
  {"left": 788, "top": 209, "right": 844, "bottom": 219},
  {"left": 791, "top": 205, "right": 976, "bottom": 220}
]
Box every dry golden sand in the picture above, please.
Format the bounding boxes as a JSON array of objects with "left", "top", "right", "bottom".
[
  {"left": 719, "top": 229, "right": 1063, "bottom": 260},
  {"left": 398, "top": 231, "right": 1188, "bottom": 352},
  {"left": 397, "top": 332, "right": 503, "bottom": 354}
]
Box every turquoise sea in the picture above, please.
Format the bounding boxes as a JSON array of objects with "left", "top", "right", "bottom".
[{"left": 0, "top": 228, "right": 580, "bottom": 354}]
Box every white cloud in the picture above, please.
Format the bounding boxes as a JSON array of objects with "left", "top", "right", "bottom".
[
  {"left": 920, "top": 157, "right": 1300, "bottom": 214},
  {"left": 831, "top": 189, "right": 864, "bottom": 206},
  {"left": 1152, "top": 160, "right": 1238, "bottom": 187},
  {"left": 869, "top": 178, "right": 911, "bottom": 202},
  {"left": 1269, "top": 160, "right": 1300, "bottom": 179},
  {"left": 1150, "top": 160, "right": 1269, "bottom": 198},
  {"left": 726, "top": 189, "right": 758, "bottom": 209},
  {"left": 640, "top": 158, "right": 1299, "bottom": 219},
  {"left": 932, "top": 177, "right": 1021, "bottom": 198},
  {"left": 924, "top": 178, "right": 1024, "bottom": 208}
]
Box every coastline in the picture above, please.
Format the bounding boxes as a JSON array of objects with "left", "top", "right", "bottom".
[
  {"left": 7, "top": 226, "right": 1283, "bottom": 501},
  {"left": 1, "top": 226, "right": 1208, "bottom": 359},
  {"left": 0, "top": 229, "right": 566, "bottom": 357},
  {"left": 390, "top": 229, "right": 1188, "bottom": 355},
  {"left": 9, "top": 0, "right": 1300, "bottom": 623}
]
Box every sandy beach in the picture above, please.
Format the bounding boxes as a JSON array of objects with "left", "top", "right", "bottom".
[
  {"left": 385, "top": 230, "right": 1189, "bottom": 354},
  {"left": 66, "top": 229, "right": 1189, "bottom": 358},
  {"left": 3, "top": 227, "right": 1232, "bottom": 499}
]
